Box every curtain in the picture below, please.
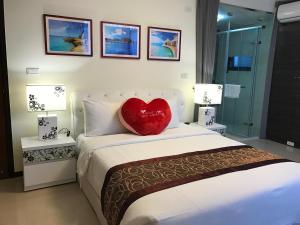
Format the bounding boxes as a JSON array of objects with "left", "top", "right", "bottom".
[
  {"left": 196, "top": 0, "right": 220, "bottom": 84},
  {"left": 194, "top": 0, "right": 220, "bottom": 121}
]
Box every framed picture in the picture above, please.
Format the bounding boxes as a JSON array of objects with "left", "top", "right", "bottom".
[
  {"left": 101, "top": 21, "right": 141, "bottom": 59},
  {"left": 43, "top": 14, "right": 93, "bottom": 56},
  {"left": 147, "top": 27, "right": 181, "bottom": 61}
]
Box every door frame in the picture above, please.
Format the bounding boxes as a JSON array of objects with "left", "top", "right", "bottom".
[{"left": 0, "top": 0, "right": 15, "bottom": 178}]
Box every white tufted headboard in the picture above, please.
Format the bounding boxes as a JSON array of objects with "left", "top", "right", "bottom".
[{"left": 70, "top": 89, "right": 185, "bottom": 138}]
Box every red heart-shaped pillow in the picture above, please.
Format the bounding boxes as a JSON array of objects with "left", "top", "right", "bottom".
[{"left": 119, "top": 98, "right": 172, "bottom": 136}]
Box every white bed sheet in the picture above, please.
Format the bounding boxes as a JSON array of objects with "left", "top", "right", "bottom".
[
  {"left": 77, "top": 124, "right": 216, "bottom": 179},
  {"left": 77, "top": 124, "right": 300, "bottom": 225}
]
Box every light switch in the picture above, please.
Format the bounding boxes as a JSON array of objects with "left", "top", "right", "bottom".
[{"left": 26, "top": 67, "right": 40, "bottom": 75}]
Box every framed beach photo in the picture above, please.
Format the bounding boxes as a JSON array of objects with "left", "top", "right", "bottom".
[
  {"left": 147, "top": 27, "right": 181, "bottom": 61},
  {"left": 101, "top": 21, "right": 141, "bottom": 59},
  {"left": 43, "top": 14, "right": 93, "bottom": 56}
]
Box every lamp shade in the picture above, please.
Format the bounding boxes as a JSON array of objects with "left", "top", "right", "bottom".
[
  {"left": 194, "top": 84, "right": 223, "bottom": 105},
  {"left": 26, "top": 85, "right": 66, "bottom": 111}
]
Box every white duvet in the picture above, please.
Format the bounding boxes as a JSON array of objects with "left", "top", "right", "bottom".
[{"left": 77, "top": 124, "right": 300, "bottom": 225}]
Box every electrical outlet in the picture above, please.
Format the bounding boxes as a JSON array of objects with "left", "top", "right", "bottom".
[
  {"left": 180, "top": 73, "right": 188, "bottom": 79},
  {"left": 287, "top": 141, "right": 295, "bottom": 147}
]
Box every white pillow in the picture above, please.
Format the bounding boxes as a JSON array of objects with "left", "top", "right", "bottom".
[
  {"left": 166, "top": 98, "right": 180, "bottom": 129},
  {"left": 82, "top": 99, "right": 127, "bottom": 136}
]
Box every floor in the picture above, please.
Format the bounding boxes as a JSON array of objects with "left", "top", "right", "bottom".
[
  {"left": 0, "top": 138, "right": 300, "bottom": 225},
  {"left": 0, "top": 178, "right": 100, "bottom": 225},
  {"left": 225, "top": 135, "right": 300, "bottom": 163}
]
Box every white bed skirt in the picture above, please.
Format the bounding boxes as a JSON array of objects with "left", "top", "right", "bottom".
[{"left": 81, "top": 175, "right": 108, "bottom": 225}]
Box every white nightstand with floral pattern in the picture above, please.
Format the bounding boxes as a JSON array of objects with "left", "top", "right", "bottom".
[
  {"left": 21, "top": 134, "right": 76, "bottom": 191},
  {"left": 190, "top": 122, "right": 227, "bottom": 135}
]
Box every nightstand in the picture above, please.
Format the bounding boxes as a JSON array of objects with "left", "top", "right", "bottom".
[
  {"left": 190, "top": 122, "right": 227, "bottom": 135},
  {"left": 21, "top": 134, "right": 77, "bottom": 191}
]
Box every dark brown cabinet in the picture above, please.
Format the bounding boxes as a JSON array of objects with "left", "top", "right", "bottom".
[
  {"left": 0, "top": 0, "right": 13, "bottom": 179},
  {"left": 0, "top": 80, "right": 9, "bottom": 178},
  {"left": 267, "top": 22, "right": 300, "bottom": 148}
]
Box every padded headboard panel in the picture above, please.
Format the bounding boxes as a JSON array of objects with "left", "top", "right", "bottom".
[{"left": 70, "top": 89, "right": 185, "bottom": 138}]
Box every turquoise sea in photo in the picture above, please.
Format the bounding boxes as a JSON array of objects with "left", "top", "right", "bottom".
[
  {"left": 105, "top": 41, "right": 137, "bottom": 55},
  {"left": 150, "top": 43, "right": 173, "bottom": 57},
  {"left": 50, "top": 36, "right": 74, "bottom": 51}
]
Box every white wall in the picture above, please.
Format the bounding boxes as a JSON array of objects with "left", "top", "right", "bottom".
[
  {"left": 4, "top": 0, "right": 197, "bottom": 172},
  {"left": 221, "top": 0, "right": 276, "bottom": 12}
]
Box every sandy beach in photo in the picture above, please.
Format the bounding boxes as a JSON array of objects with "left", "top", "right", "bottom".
[
  {"left": 64, "top": 37, "right": 83, "bottom": 52},
  {"left": 162, "top": 44, "right": 177, "bottom": 57}
]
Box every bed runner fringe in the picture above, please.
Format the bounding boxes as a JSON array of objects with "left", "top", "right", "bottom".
[{"left": 101, "top": 145, "right": 292, "bottom": 225}]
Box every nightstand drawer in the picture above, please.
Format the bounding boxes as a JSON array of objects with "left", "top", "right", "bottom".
[
  {"left": 213, "top": 128, "right": 226, "bottom": 135},
  {"left": 190, "top": 122, "right": 227, "bottom": 135},
  {"left": 24, "top": 159, "right": 76, "bottom": 191},
  {"left": 23, "top": 145, "right": 76, "bottom": 165}
]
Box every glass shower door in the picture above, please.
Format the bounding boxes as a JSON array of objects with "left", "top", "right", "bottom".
[{"left": 215, "top": 27, "right": 261, "bottom": 137}]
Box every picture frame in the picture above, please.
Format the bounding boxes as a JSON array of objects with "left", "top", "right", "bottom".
[
  {"left": 147, "top": 27, "right": 181, "bottom": 61},
  {"left": 43, "top": 14, "right": 93, "bottom": 56},
  {"left": 101, "top": 21, "right": 141, "bottom": 59}
]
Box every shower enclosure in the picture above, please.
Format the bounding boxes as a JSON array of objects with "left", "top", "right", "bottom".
[{"left": 213, "top": 4, "right": 274, "bottom": 138}]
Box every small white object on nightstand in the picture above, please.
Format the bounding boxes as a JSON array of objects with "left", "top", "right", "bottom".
[
  {"left": 21, "top": 134, "right": 76, "bottom": 191},
  {"left": 190, "top": 122, "right": 227, "bottom": 135},
  {"left": 37, "top": 114, "right": 57, "bottom": 140},
  {"left": 194, "top": 84, "right": 223, "bottom": 126},
  {"left": 198, "top": 107, "right": 215, "bottom": 126}
]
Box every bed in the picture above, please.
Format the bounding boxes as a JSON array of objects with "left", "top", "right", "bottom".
[{"left": 71, "top": 89, "right": 300, "bottom": 225}]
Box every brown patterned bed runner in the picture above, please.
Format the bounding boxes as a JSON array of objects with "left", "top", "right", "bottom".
[{"left": 101, "top": 145, "right": 292, "bottom": 225}]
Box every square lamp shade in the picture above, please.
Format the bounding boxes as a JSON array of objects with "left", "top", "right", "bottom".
[
  {"left": 26, "top": 85, "right": 66, "bottom": 140},
  {"left": 194, "top": 84, "right": 223, "bottom": 105},
  {"left": 26, "top": 85, "right": 66, "bottom": 112}
]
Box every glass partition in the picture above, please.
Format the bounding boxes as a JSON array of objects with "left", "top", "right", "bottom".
[{"left": 214, "top": 4, "right": 274, "bottom": 137}]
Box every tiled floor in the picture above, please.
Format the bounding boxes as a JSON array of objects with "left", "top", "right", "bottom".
[
  {"left": 245, "top": 139, "right": 300, "bottom": 162},
  {"left": 0, "top": 178, "right": 100, "bottom": 225},
  {"left": 0, "top": 138, "right": 299, "bottom": 225},
  {"left": 225, "top": 135, "right": 300, "bottom": 163}
]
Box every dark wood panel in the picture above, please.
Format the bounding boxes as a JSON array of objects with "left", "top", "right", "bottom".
[
  {"left": 0, "top": 0, "right": 14, "bottom": 179},
  {"left": 0, "top": 78, "right": 8, "bottom": 178},
  {"left": 267, "top": 21, "right": 300, "bottom": 148}
]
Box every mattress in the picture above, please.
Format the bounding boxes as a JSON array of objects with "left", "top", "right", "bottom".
[{"left": 77, "top": 124, "right": 300, "bottom": 225}]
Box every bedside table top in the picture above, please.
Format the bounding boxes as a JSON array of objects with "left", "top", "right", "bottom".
[{"left": 21, "top": 135, "right": 76, "bottom": 151}]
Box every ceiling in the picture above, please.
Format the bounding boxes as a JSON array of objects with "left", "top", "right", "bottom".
[
  {"left": 218, "top": 3, "right": 274, "bottom": 31},
  {"left": 220, "top": 0, "right": 276, "bottom": 13}
]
